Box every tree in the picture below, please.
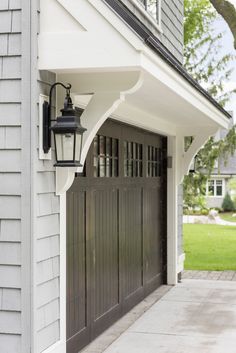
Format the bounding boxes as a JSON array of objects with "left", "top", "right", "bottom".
[
  {"left": 222, "top": 192, "right": 235, "bottom": 211},
  {"left": 228, "top": 177, "right": 236, "bottom": 204},
  {"left": 184, "top": 0, "right": 234, "bottom": 105},
  {"left": 210, "top": 0, "right": 236, "bottom": 48},
  {"left": 183, "top": 0, "right": 236, "bottom": 209}
]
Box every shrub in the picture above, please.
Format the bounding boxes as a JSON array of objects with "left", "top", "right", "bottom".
[
  {"left": 233, "top": 196, "right": 236, "bottom": 210},
  {"left": 222, "top": 193, "right": 235, "bottom": 212},
  {"left": 201, "top": 209, "right": 208, "bottom": 215},
  {"left": 212, "top": 207, "right": 223, "bottom": 213}
]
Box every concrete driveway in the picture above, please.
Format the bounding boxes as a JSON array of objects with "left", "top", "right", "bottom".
[{"left": 101, "top": 280, "right": 236, "bottom": 353}]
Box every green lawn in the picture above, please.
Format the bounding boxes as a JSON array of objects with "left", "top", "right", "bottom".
[
  {"left": 184, "top": 224, "right": 236, "bottom": 270},
  {"left": 219, "top": 212, "right": 236, "bottom": 223}
]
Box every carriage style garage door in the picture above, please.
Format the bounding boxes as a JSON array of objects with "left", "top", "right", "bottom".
[{"left": 66, "top": 120, "right": 167, "bottom": 353}]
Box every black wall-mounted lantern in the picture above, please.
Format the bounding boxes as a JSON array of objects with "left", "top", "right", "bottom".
[{"left": 43, "top": 82, "right": 86, "bottom": 167}]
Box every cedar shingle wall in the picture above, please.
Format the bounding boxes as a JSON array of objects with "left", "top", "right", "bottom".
[
  {"left": 0, "top": 1, "right": 60, "bottom": 352},
  {"left": 35, "top": 65, "right": 59, "bottom": 353},
  {"left": 121, "top": 0, "right": 184, "bottom": 63},
  {"left": 0, "top": 1, "right": 22, "bottom": 351},
  {"left": 162, "top": 0, "right": 183, "bottom": 63}
]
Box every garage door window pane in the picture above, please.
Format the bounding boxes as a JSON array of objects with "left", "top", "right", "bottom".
[
  {"left": 94, "top": 135, "right": 119, "bottom": 177},
  {"left": 147, "top": 146, "right": 161, "bottom": 177},
  {"left": 112, "top": 139, "right": 118, "bottom": 157},
  {"left": 124, "top": 141, "right": 143, "bottom": 177}
]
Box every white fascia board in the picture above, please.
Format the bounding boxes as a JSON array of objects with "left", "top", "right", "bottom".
[
  {"left": 140, "top": 50, "right": 230, "bottom": 130},
  {"left": 175, "top": 125, "right": 219, "bottom": 137}
]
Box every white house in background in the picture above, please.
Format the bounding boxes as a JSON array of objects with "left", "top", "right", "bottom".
[
  {"left": 206, "top": 117, "right": 235, "bottom": 209},
  {"left": 0, "top": 1, "right": 230, "bottom": 353}
]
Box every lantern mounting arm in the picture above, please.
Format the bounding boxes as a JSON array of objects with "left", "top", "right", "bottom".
[
  {"left": 48, "top": 82, "right": 72, "bottom": 121},
  {"left": 43, "top": 82, "right": 72, "bottom": 154}
]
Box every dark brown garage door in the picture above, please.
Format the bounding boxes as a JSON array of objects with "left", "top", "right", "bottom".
[{"left": 66, "top": 120, "right": 167, "bottom": 353}]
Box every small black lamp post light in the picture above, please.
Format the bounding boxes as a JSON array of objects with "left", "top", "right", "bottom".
[{"left": 43, "top": 82, "right": 86, "bottom": 167}]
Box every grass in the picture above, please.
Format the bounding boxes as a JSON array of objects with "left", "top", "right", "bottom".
[
  {"left": 184, "top": 224, "right": 236, "bottom": 270},
  {"left": 219, "top": 212, "right": 236, "bottom": 223}
]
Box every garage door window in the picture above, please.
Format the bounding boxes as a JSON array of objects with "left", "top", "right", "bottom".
[
  {"left": 147, "top": 145, "right": 161, "bottom": 177},
  {"left": 124, "top": 141, "right": 143, "bottom": 177},
  {"left": 93, "top": 135, "right": 118, "bottom": 177}
]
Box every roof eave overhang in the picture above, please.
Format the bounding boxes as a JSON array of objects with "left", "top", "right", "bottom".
[
  {"left": 38, "top": 0, "right": 230, "bottom": 137},
  {"left": 102, "top": 0, "right": 231, "bottom": 122}
]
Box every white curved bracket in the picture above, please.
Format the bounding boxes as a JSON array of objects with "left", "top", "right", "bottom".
[
  {"left": 79, "top": 91, "right": 125, "bottom": 166},
  {"left": 56, "top": 167, "right": 76, "bottom": 195},
  {"left": 56, "top": 71, "right": 143, "bottom": 194},
  {"left": 178, "top": 126, "right": 219, "bottom": 184}
]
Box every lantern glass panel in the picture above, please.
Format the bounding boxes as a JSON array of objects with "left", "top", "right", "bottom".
[
  {"left": 75, "top": 132, "right": 82, "bottom": 162},
  {"left": 55, "top": 132, "right": 75, "bottom": 161}
]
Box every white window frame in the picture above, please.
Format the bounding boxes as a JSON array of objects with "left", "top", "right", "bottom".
[
  {"left": 130, "top": 0, "right": 162, "bottom": 33},
  {"left": 206, "top": 178, "right": 225, "bottom": 198}
]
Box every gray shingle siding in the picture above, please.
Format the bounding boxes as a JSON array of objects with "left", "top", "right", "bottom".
[
  {"left": 0, "top": 2, "right": 22, "bottom": 351},
  {"left": 35, "top": 65, "right": 59, "bottom": 353},
  {"left": 0, "top": 265, "right": 21, "bottom": 288},
  {"left": 0, "top": 219, "right": 21, "bottom": 242},
  {"left": 216, "top": 155, "right": 236, "bottom": 175},
  {"left": 162, "top": 0, "right": 183, "bottom": 62},
  {"left": 36, "top": 76, "right": 60, "bottom": 347},
  {"left": 0, "top": 335, "right": 21, "bottom": 353},
  {"left": 37, "top": 321, "right": 60, "bottom": 353},
  {"left": 120, "top": 0, "right": 184, "bottom": 62},
  {"left": 0, "top": 288, "right": 21, "bottom": 311},
  {"left": 36, "top": 257, "right": 60, "bottom": 285},
  {"left": 0, "top": 1, "right": 9, "bottom": 10},
  {"left": 0, "top": 1, "right": 59, "bottom": 352}
]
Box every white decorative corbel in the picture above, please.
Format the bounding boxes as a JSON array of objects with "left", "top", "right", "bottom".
[
  {"left": 56, "top": 71, "right": 143, "bottom": 194},
  {"left": 177, "top": 126, "right": 219, "bottom": 184},
  {"left": 79, "top": 91, "right": 125, "bottom": 166},
  {"left": 56, "top": 168, "right": 76, "bottom": 196}
]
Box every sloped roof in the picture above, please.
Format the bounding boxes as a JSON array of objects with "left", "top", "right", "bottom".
[{"left": 104, "top": 0, "right": 231, "bottom": 119}]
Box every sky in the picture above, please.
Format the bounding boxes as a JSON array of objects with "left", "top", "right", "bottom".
[
  {"left": 229, "top": 0, "right": 236, "bottom": 7},
  {"left": 215, "top": 2, "right": 236, "bottom": 120}
]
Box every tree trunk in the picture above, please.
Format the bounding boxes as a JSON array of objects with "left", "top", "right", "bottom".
[{"left": 210, "top": 0, "right": 236, "bottom": 48}]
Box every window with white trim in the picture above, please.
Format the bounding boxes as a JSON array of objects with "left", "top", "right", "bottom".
[
  {"left": 207, "top": 179, "right": 224, "bottom": 197},
  {"left": 137, "top": 0, "right": 161, "bottom": 24}
]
